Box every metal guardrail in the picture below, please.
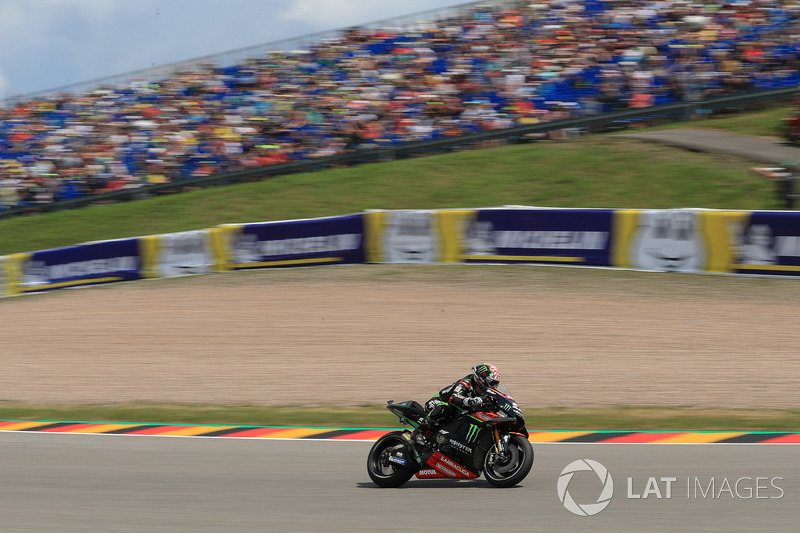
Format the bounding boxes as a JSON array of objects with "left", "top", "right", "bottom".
[{"left": 1, "top": 86, "right": 796, "bottom": 220}]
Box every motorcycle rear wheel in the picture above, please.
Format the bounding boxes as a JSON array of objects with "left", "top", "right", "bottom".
[
  {"left": 367, "top": 432, "right": 416, "bottom": 488},
  {"left": 483, "top": 434, "right": 534, "bottom": 488}
]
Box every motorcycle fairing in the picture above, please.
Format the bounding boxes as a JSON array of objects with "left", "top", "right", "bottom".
[
  {"left": 415, "top": 468, "right": 449, "bottom": 479},
  {"left": 468, "top": 412, "right": 516, "bottom": 424},
  {"left": 386, "top": 400, "right": 425, "bottom": 427},
  {"left": 423, "top": 451, "right": 478, "bottom": 479}
]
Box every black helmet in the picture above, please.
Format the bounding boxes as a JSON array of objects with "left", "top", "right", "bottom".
[{"left": 471, "top": 363, "right": 501, "bottom": 392}]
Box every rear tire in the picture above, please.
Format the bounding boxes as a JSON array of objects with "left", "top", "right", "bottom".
[
  {"left": 483, "top": 434, "right": 533, "bottom": 488},
  {"left": 367, "top": 432, "right": 416, "bottom": 488}
]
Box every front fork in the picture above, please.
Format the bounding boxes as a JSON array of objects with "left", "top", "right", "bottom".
[{"left": 493, "top": 427, "right": 510, "bottom": 456}]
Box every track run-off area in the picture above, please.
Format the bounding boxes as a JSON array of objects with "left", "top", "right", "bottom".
[{"left": 1, "top": 425, "right": 798, "bottom": 532}]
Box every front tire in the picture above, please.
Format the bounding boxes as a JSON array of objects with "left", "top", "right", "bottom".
[
  {"left": 483, "top": 434, "right": 534, "bottom": 488},
  {"left": 367, "top": 432, "right": 416, "bottom": 488}
]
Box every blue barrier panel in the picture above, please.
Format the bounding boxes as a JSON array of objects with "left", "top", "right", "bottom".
[
  {"left": 16, "top": 238, "right": 142, "bottom": 294},
  {"left": 461, "top": 208, "right": 613, "bottom": 267},
  {"left": 222, "top": 214, "right": 365, "bottom": 270},
  {"left": 733, "top": 211, "right": 800, "bottom": 277}
]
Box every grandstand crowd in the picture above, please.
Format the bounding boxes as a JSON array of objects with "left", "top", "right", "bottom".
[{"left": 1, "top": 0, "right": 799, "bottom": 210}]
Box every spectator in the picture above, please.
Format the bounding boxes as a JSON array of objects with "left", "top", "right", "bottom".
[{"left": 0, "top": 0, "right": 799, "bottom": 211}]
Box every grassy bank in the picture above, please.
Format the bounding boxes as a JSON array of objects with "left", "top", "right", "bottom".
[
  {"left": 1, "top": 403, "right": 798, "bottom": 432},
  {"left": 0, "top": 107, "right": 788, "bottom": 255}
]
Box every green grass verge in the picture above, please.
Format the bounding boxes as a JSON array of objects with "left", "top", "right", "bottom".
[
  {"left": 633, "top": 105, "right": 791, "bottom": 138},
  {"left": 1, "top": 403, "right": 798, "bottom": 432}
]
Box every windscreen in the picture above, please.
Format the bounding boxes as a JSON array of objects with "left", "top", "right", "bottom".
[
  {"left": 491, "top": 384, "right": 514, "bottom": 401},
  {"left": 498, "top": 384, "right": 511, "bottom": 396}
]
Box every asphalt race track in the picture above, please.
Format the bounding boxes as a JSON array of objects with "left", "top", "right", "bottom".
[{"left": 0, "top": 433, "right": 797, "bottom": 532}]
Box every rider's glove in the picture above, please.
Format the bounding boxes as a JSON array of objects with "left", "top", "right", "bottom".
[{"left": 464, "top": 397, "right": 483, "bottom": 408}]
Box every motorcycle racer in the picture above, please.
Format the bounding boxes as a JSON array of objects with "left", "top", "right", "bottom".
[{"left": 411, "top": 363, "right": 501, "bottom": 447}]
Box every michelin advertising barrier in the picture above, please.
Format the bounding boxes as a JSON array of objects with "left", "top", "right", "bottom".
[
  {"left": 612, "top": 209, "right": 800, "bottom": 276},
  {"left": 216, "top": 214, "right": 365, "bottom": 270},
  {"left": 0, "top": 207, "right": 798, "bottom": 298},
  {"left": 6, "top": 238, "right": 143, "bottom": 296},
  {"left": 366, "top": 207, "right": 800, "bottom": 276},
  {"left": 0, "top": 213, "right": 366, "bottom": 297},
  {"left": 731, "top": 211, "right": 800, "bottom": 276},
  {"left": 365, "top": 208, "right": 614, "bottom": 267},
  {"left": 461, "top": 208, "right": 612, "bottom": 266}
]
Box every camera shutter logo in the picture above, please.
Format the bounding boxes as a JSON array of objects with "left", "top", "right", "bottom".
[{"left": 557, "top": 459, "right": 614, "bottom": 516}]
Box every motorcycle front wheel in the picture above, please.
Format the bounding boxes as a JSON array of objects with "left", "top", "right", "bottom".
[
  {"left": 367, "top": 432, "right": 416, "bottom": 488},
  {"left": 483, "top": 434, "right": 534, "bottom": 488}
]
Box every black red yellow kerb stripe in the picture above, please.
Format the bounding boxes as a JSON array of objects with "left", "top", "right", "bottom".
[{"left": 0, "top": 421, "right": 798, "bottom": 443}]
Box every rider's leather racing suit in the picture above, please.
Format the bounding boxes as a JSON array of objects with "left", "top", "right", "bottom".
[{"left": 415, "top": 375, "right": 484, "bottom": 442}]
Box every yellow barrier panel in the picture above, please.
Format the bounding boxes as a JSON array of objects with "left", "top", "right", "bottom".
[
  {"left": 212, "top": 225, "right": 242, "bottom": 271},
  {"left": 363, "top": 210, "right": 387, "bottom": 264},
  {"left": 208, "top": 226, "right": 230, "bottom": 272},
  {"left": 0, "top": 255, "right": 6, "bottom": 298},
  {"left": 436, "top": 209, "right": 475, "bottom": 263},
  {"left": 6, "top": 253, "right": 29, "bottom": 296},
  {"left": 138, "top": 235, "right": 160, "bottom": 279},
  {"left": 610, "top": 210, "right": 640, "bottom": 269},
  {"left": 698, "top": 210, "right": 750, "bottom": 273}
]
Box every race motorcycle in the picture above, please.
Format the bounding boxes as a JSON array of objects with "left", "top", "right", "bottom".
[{"left": 367, "top": 384, "right": 533, "bottom": 488}]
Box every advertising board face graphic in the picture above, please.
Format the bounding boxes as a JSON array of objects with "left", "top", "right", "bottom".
[
  {"left": 382, "top": 210, "right": 439, "bottom": 263},
  {"left": 465, "top": 219, "right": 498, "bottom": 256},
  {"left": 731, "top": 212, "right": 800, "bottom": 276},
  {"left": 630, "top": 210, "right": 704, "bottom": 272},
  {"left": 157, "top": 230, "right": 214, "bottom": 277},
  {"left": 22, "top": 256, "right": 49, "bottom": 286},
  {"left": 736, "top": 223, "right": 778, "bottom": 265},
  {"left": 666, "top": 209, "right": 800, "bottom": 276},
  {"left": 233, "top": 230, "right": 261, "bottom": 265}
]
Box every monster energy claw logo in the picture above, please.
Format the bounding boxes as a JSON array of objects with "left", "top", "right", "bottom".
[{"left": 466, "top": 423, "right": 480, "bottom": 443}]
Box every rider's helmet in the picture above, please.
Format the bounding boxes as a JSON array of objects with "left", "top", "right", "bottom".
[{"left": 471, "top": 363, "right": 501, "bottom": 393}]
